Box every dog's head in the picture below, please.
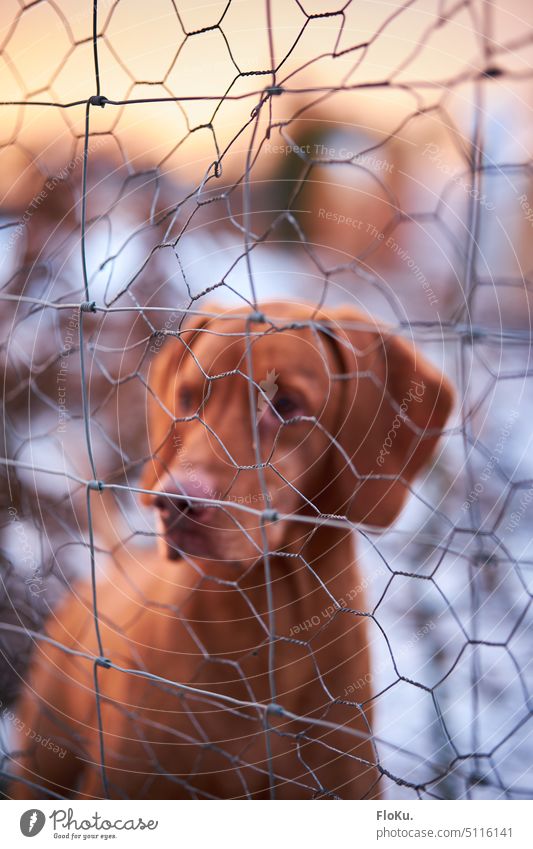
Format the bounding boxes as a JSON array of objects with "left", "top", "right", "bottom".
[{"left": 140, "top": 302, "right": 453, "bottom": 566}]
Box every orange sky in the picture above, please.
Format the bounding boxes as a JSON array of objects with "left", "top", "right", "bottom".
[{"left": 1, "top": 0, "right": 532, "bottom": 205}]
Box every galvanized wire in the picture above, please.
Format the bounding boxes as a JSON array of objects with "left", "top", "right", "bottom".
[{"left": 0, "top": 0, "right": 532, "bottom": 800}]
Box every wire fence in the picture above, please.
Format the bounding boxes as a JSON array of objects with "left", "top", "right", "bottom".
[{"left": 1, "top": 0, "right": 533, "bottom": 800}]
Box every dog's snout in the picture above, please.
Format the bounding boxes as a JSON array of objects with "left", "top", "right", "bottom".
[{"left": 154, "top": 475, "right": 215, "bottom": 522}]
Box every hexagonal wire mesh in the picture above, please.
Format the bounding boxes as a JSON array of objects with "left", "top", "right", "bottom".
[{"left": 0, "top": 0, "right": 532, "bottom": 800}]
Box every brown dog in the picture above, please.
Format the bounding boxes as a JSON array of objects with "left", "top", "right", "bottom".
[{"left": 9, "top": 302, "right": 453, "bottom": 800}]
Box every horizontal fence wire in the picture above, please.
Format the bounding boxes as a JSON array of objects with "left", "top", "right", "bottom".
[{"left": 0, "top": 0, "right": 532, "bottom": 800}]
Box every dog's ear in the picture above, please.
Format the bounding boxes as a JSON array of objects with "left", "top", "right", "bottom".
[
  {"left": 323, "top": 308, "right": 454, "bottom": 527},
  {"left": 139, "top": 306, "right": 218, "bottom": 498}
]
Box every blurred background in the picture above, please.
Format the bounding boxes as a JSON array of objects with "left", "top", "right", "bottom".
[{"left": 1, "top": 0, "right": 533, "bottom": 799}]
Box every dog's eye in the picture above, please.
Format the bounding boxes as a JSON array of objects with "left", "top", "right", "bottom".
[
  {"left": 177, "top": 386, "right": 195, "bottom": 413},
  {"left": 272, "top": 394, "right": 303, "bottom": 419}
]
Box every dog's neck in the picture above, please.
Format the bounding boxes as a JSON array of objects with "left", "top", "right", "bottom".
[
  {"left": 282, "top": 522, "right": 359, "bottom": 605},
  {"left": 128, "top": 524, "right": 363, "bottom": 671}
]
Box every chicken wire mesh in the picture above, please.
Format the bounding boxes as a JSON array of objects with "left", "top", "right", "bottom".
[{"left": 0, "top": 0, "right": 532, "bottom": 800}]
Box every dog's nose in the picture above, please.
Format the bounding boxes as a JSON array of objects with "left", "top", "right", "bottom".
[{"left": 154, "top": 476, "right": 215, "bottom": 524}]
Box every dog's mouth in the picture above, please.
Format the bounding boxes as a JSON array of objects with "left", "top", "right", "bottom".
[
  {"left": 157, "top": 502, "right": 217, "bottom": 561},
  {"left": 165, "top": 527, "right": 214, "bottom": 560},
  {"left": 153, "top": 484, "right": 261, "bottom": 563}
]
